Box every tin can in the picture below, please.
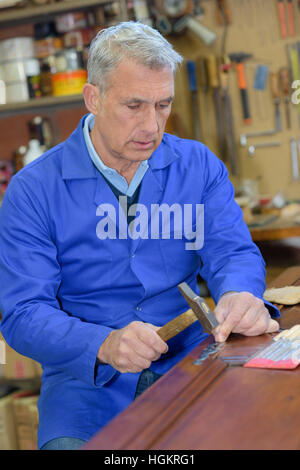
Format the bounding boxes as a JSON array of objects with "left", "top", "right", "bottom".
[
  {"left": 51, "top": 69, "right": 87, "bottom": 96},
  {"left": 54, "top": 48, "right": 85, "bottom": 72}
]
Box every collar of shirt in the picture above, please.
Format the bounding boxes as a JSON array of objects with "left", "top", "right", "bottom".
[{"left": 83, "top": 113, "right": 149, "bottom": 197}]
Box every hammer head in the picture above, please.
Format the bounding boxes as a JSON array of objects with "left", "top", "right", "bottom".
[
  {"left": 178, "top": 282, "right": 219, "bottom": 334},
  {"left": 228, "top": 52, "right": 252, "bottom": 63}
]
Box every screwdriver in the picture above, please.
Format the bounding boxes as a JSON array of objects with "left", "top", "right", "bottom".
[
  {"left": 279, "top": 67, "right": 291, "bottom": 129},
  {"left": 270, "top": 71, "right": 282, "bottom": 132}
]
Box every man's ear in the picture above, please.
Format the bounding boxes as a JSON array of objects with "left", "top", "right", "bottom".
[{"left": 82, "top": 83, "right": 101, "bottom": 115}]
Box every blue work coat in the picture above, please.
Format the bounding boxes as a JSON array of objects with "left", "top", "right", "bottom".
[{"left": 0, "top": 115, "right": 279, "bottom": 448}]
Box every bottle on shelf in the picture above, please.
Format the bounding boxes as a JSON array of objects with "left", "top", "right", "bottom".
[{"left": 23, "top": 139, "right": 44, "bottom": 166}]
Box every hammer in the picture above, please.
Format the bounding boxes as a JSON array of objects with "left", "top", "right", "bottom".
[
  {"left": 228, "top": 52, "right": 252, "bottom": 125},
  {"left": 156, "top": 283, "right": 219, "bottom": 342}
]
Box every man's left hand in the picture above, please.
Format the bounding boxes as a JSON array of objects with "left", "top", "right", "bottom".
[{"left": 213, "top": 291, "right": 279, "bottom": 343}]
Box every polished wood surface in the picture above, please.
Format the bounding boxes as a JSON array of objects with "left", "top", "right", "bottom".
[
  {"left": 82, "top": 266, "right": 300, "bottom": 450},
  {"left": 250, "top": 218, "right": 300, "bottom": 241}
]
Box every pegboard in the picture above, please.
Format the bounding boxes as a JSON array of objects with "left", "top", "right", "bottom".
[{"left": 166, "top": 0, "right": 300, "bottom": 200}]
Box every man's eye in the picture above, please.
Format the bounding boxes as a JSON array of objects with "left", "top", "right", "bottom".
[
  {"left": 127, "top": 104, "right": 140, "bottom": 110},
  {"left": 159, "top": 103, "right": 171, "bottom": 109}
]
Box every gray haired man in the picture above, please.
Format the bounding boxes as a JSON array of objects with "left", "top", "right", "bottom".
[{"left": 0, "top": 22, "right": 279, "bottom": 450}]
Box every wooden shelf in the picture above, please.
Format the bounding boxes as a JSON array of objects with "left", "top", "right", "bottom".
[
  {"left": 0, "top": 0, "right": 112, "bottom": 26},
  {"left": 0, "top": 94, "right": 85, "bottom": 117}
]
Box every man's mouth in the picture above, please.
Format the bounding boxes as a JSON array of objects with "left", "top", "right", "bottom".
[{"left": 132, "top": 140, "right": 154, "bottom": 149}]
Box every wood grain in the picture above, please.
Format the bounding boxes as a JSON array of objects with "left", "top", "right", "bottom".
[{"left": 157, "top": 309, "right": 196, "bottom": 342}]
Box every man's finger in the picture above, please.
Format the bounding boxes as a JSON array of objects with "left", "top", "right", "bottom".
[
  {"left": 266, "top": 318, "right": 280, "bottom": 333},
  {"left": 214, "top": 304, "right": 248, "bottom": 342}
]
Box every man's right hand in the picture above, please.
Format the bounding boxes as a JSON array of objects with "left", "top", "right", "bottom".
[{"left": 97, "top": 321, "right": 169, "bottom": 373}]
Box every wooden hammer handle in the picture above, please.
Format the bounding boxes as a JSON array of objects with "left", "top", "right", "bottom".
[{"left": 157, "top": 309, "right": 197, "bottom": 342}]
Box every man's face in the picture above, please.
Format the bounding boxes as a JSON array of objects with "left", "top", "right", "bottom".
[{"left": 90, "top": 59, "right": 175, "bottom": 165}]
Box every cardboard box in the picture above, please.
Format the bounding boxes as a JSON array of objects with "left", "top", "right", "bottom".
[
  {"left": 12, "top": 392, "right": 39, "bottom": 450},
  {"left": 0, "top": 393, "right": 18, "bottom": 450}
]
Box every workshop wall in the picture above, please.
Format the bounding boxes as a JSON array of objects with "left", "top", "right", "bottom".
[{"left": 168, "top": 0, "right": 300, "bottom": 200}]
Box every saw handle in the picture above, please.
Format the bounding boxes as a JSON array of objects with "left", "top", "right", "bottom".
[
  {"left": 270, "top": 71, "right": 280, "bottom": 99},
  {"left": 279, "top": 67, "right": 290, "bottom": 97},
  {"left": 157, "top": 309, "right": 197, "bottom": 342}
]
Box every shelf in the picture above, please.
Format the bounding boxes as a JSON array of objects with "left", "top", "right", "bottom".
[
  {"left": 0, "top": 0, "right": 112, "bottom": 26},
  {"left": 0, "top": 94, "right": 85, "bottom": 117}
]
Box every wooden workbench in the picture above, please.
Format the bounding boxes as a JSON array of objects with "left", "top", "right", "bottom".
[
  {"left": 249, "top": 217, "right": 300, "bottom": 241},
  {"left": 82, "top": 267, "right": 300, "bottom": 450}
]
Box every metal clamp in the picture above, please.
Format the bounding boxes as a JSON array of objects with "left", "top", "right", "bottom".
[
  {"left": 248, "top": 141, "right": 282, "bottom": 156},
  {"left": 240, "top": 129, "right": 276, "bottom": 147}
]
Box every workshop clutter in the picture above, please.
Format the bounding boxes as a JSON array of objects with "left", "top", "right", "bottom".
[
  {"left": 0, "top": 2, "right": 122, "bottom": 103},
  {"left": 0, "top": 390, "right": 40, "bottom": 450},
  {"left": 0, "top": 334, "right": 41, "bottom": 450},
  {"left": 0, "top": 15, "right": 91, "bottom": 102}
]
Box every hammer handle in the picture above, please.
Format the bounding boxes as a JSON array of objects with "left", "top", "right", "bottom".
[
  {"left": 157, "top": 309, "right": 197, "bottom": 342},
  {"left": 236, "top": 63, "right": 251, "bottom": 124}
]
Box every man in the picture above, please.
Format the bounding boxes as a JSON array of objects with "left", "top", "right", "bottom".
[{"left": 0, "top": 22, "right": 279, "bottom": 450}]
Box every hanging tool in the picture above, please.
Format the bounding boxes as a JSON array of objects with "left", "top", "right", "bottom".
[
  {"left": 287, "top": 0, "right": 295, "bottom": 36},
  {"left": 197, "top": 56, "right": 209, "bottom": 127},
  {"left": 197, "top": 56, "right": 209, "bottom": 97},
  {"left": 216, "top": 0, "right": 230, "bottom": 58},
  {"left": 240, "top": 129, "right": 276, "bottom": 147},
  {"left": 270, "top": 71, "right": 282, "bottom": 132},
  {"left": 279, "top": 67, "right": 291, "bottom": 129},
  {"left": 229, "top": 53, "right": 252, "bottom": 124},
  {"left": 248, "top": 141, "right": 282, "bottom": 157},
  {"left": 220, "top": 58, "right": 238, "bottom": 175},
  {"left": 206, "top": 54, "right": 226, "bottom": 158},
  {"left": 186, "top": 60, "right": 202, "bottom": 141},
  {"left": 157, "top": 282, "right": 219, "bottom": 342},
  {"left": 253, "top": 65, "right": 269, "bottom": 121},
  {"left": 216, "top": 0, "right": 231, "bottom": 25},
  {"left": 277, "top": 0, "right": 287, "bottom": 37},
  {"left": 290, "top": 138, "right": 299, "bottom": 180},
  {"left": 277, "top": 0, "right": 295, "bottom": 37}
]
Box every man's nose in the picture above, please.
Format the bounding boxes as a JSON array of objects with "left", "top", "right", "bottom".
[{"left": 142, "top": 107, "right": 159, "bottom": 135}]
